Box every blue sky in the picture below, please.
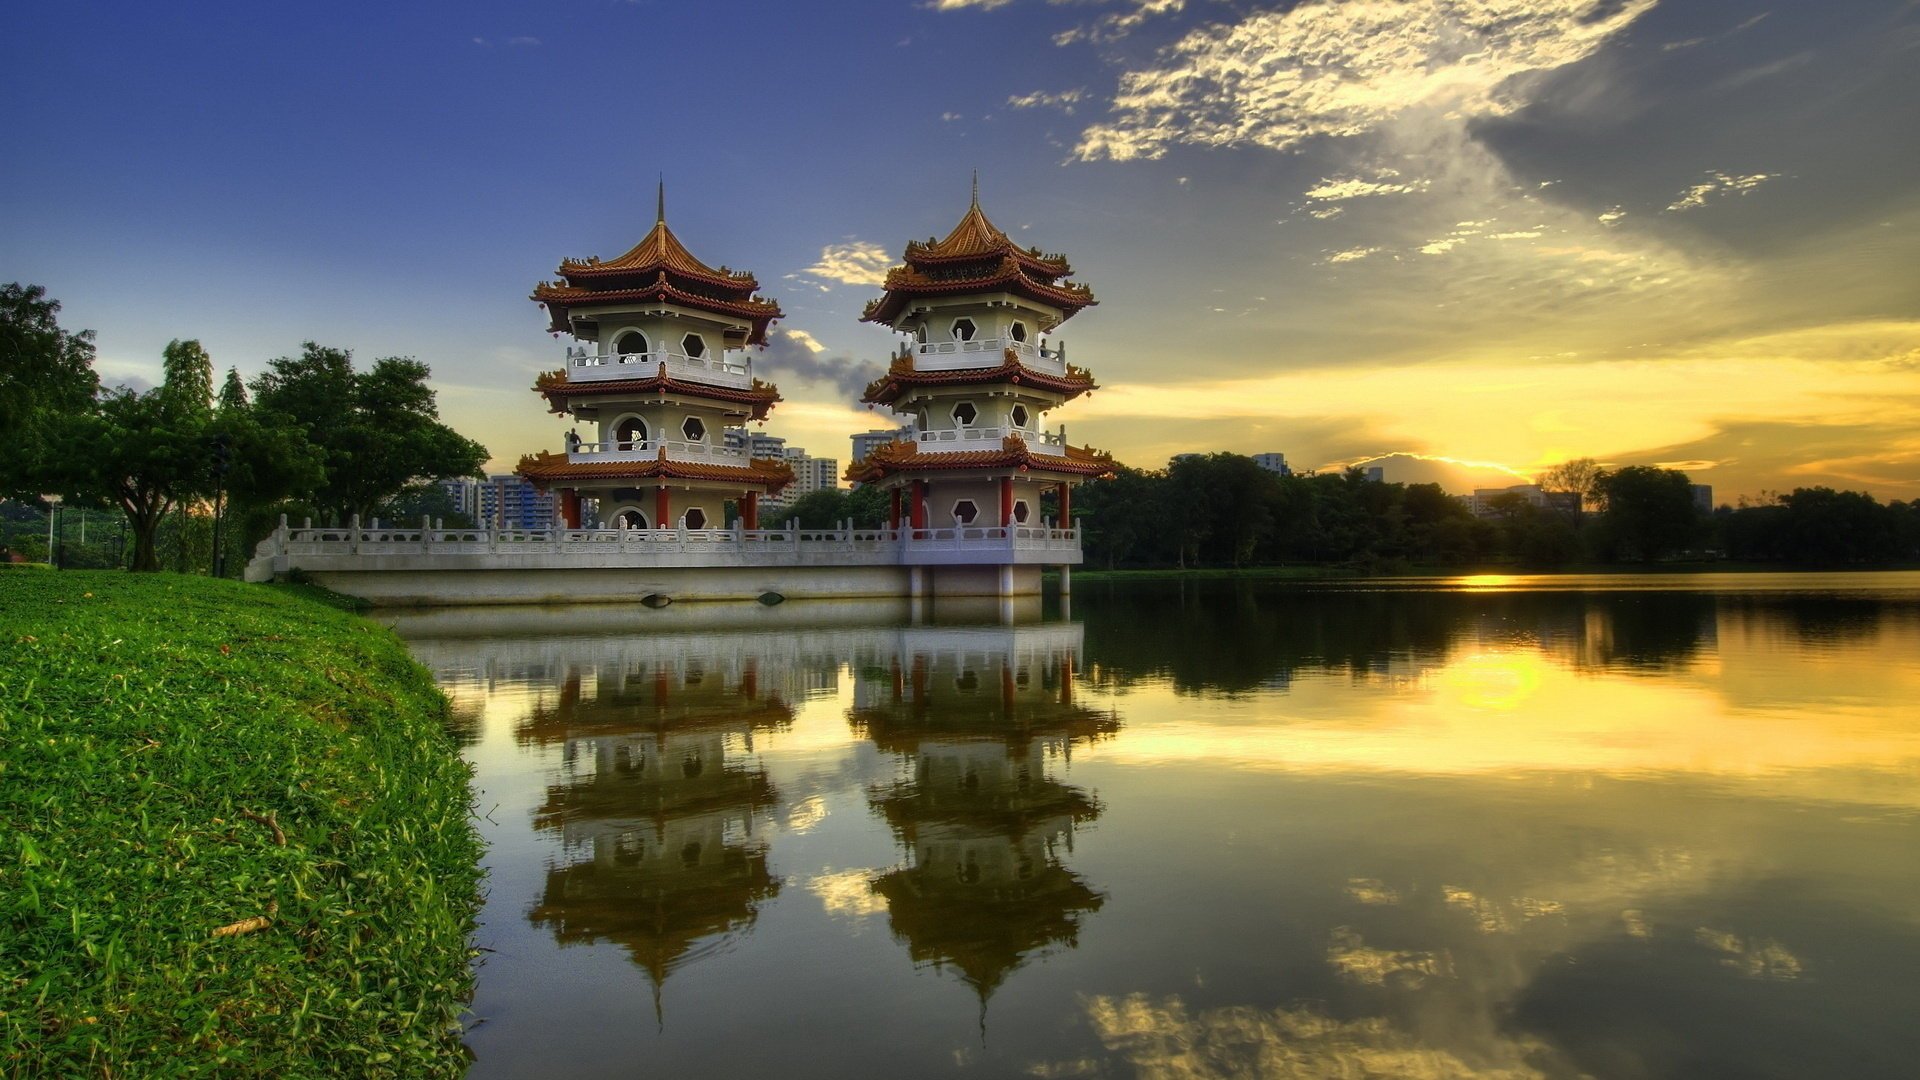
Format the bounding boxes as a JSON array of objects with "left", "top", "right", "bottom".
[{"left": 6, "top": 1, "right": 1918, "bottom": 498}]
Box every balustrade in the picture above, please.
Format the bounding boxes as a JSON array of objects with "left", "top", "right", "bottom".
[{"left": 562, "top": 346, "right": 752, "bottom": 386}]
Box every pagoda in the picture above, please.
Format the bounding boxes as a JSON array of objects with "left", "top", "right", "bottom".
[
  {"left": 849, "top": 626, "right": 1118, "bottom": 1012},
  {"left": 518, "top": 186, "right": 793, "bottom": 530},
  {"left": 847, "top": 183, "right": 1115, "bottom": 545}
]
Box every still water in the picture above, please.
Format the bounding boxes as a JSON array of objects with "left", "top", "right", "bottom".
[{"left": 386, "top": 574, "right": 1920, "bottom": 1079}]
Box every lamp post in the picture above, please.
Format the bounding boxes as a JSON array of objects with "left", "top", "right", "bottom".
[
  {"left": 44, "top": 494, "right": 61, "bottom": 569},
  {"left": 210, "top": 433, "right": 233, "bottom": 578}
]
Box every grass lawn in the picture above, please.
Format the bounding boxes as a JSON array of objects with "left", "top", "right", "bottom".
[{"left": 1, "top": 571, "right": 481, "bottom": 1077}]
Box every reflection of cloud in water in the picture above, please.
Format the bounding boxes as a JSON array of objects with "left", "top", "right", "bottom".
[
  {"left": 808, "top": 868, "right": 885, "bottom": 920},
  {"left": 1326, "top": 927, "right": 1452, "bottom": 988},
  {"left": 1442, "top": 887, "right": 1566, "bottom": 935},
  {"left": 784, "top": 794, "right": 828, "bottom": 835},
  {"left": 1695, "top": 928, "right": 1804, "bottom": 980},
  {"left": 1345, "top": 878, "right": 1401, "bottom": 905},
  {"left": 1045, "top": 993, "right": 1559, "bottom": 1079}
]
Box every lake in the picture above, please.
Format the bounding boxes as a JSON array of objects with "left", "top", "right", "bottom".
[{"left": 386, "top": 573, "right": 1920, "bottom": 1079}]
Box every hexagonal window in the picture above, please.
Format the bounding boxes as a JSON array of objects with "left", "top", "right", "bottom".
[
  {"left": 681, "top": 333, "right": 707, "bottom": 358},
  {"left": 684, "top": 507, "right": 709, "bottom": 529},
  {"left": 1009, "top": 321, "right": 1028, "bottom": 343},
  {"left": 1009, "top": 403, "right": 1030, "bottom": 428},
  {"left": 951, "top": 318, "right": 977, "bottom": 342},
  {"left": 1012, "top": 500, "right": 1031, "bottom": 524},
  {"left": 951, "top": 401, "right": 978, "bottom": 427},
  {"left": 682, "top": 416, "right": 707, "bottom": 442},
  {"left": 952, "top": 500, "right": 979, "bottom": 525},
  {"left": 614, "top": 331, "right": 648, "bottom": 355}
]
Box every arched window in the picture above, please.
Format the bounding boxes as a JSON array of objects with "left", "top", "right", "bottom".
[
  {"left": 615, "top": 508, "right": 648, "bottom": 529},
  {"left": 615, "top": 416, "right": 647, "bottom": 451},
  {"left": 614, "top": 331, "right": 648, "bottom": 356}
]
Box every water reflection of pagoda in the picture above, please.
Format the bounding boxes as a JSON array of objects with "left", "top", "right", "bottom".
[
  {"left": 522, "top": 639, "right": 802, "bottom": 1013},
  {"left": 849, "top": 624, "right": 1118, "bottom": 1006}
]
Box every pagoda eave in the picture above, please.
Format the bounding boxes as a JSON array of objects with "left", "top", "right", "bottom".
[
  {"left": 844, "top": 439, "right": 1115, "bottom": 484},
  {"left": 858, "top": 359, "right": 1096, "bottom": 407},
  {"left": 517, "top": 452, "right": 796, "bottom": 495}
]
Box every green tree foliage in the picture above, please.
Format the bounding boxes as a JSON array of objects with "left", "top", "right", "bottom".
[
  {"left": 0, "top": 283, "right": 100, "bottom": 500},
  {"left": 1595, "top": 465, "right": 1701, "bottom": 562},
  {"left": 1719, "top": 488, "right": 1919, "bottom": 564},
  {"left": 62, "top": 341, "right": 220, "bottom": 571},
  {"left": 250, "top": 343, "right": 487, "bottom": 523},
  {"left": 773, "top": 484, "right": 889, "bottom": 529}
]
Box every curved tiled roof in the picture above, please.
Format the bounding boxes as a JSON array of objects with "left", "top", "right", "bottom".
[
  {"left": 533, "top": 274, "right": 783, "bottom": 344},
  {"left": 862, "top": 197, "right": 1096, "bottom": 329},
  {"left": 534, "top": 368, "right": 782, "bottom": 421},
  {"left": 859, "top": 350, "right": 1096, "bottom": 407},
  {"left": 843, "top": 434, "right": 1115, "bottom": 483},
  {"left": 556, "top": 218, "right": 759, "bottom": 292},
  {"left": 516, "top": 449, "right": 795, "bottom": 494}
]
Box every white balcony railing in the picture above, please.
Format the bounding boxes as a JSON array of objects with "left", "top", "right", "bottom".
[
  {"left": 245, "top": 516, "right": 1084, "bottom": 581},
  {"left": 915, "top": 337, "right": 1066, "bottom": 375},
  {"left": 912, "top": 426, "right": 1069, "bottom": 456},
  {"left": 567, "top": 438, "right": 748, "bottom": 464},
  {"left": 564, "top": 346, "right": 752, "bottom": 387}
]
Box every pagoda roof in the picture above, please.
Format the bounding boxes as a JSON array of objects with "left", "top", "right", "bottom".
[
  {"left": 532, "top": 193, "right": 783, "bottom": 344},
  {"left": 844, "top": 435, "right": 1116, "bottom": 484},
  {"left": 517, "top": 449, "right": 796, "bottom": 494},
  {"left": 904, "top": 200, "right": 1074, "bottom": 277},
  {"left": 534, "top": 367, "right": 782, "bottom": 421},
  {"left": 859, "top": 350, "right": 1097, "bottom": 407},
  {"left": 861, "top": 196, "right": 1096, "bottom": 328}
]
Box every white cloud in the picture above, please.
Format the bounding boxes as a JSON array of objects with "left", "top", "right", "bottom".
[
  {"left": 925, "top": 0, "right": 1015, "bottom": 9},
  {"left": 1325, "top": 246, "right": 1381, "bottom": 264},
  {"left": 1598, "top": 205, "right": 1627, "bottom": 226},
  {"left": 1073, "top": 0, "right": 1658, "bottom": 161},
  {"left": 1007, "top": 88, "right": 1086, "bottom": 114},
  {"left": 1305, "top": 171, "right": 1431, "bottom": 202},
  {"left": 801, "top": 240, "right": 894, "bottom": 287},
  {"left": 1666, "top": 171, "right": 1780, "bottom": 211},
  {"left": 1054, "top": 0, "right": 1185, "bottom": 46},
  {"left": 940, "top": 111, "right": 963, "bottom": 122}
]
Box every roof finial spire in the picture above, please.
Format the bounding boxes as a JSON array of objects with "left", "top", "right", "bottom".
[
  {"left": 656, "top": 175, "right": 666, "bottom": 224},
  {"left": 971, "top": 169, "right": 980, "bottom": 208}
]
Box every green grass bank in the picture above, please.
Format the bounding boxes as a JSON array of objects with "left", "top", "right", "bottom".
[{"left": 1, "top": 571, "right": 481, "bottom": 1077}]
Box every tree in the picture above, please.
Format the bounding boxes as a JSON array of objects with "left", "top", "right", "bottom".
[
  {"left": 1, "top": 283, "right": 100, "bottom": 501},
  {"left": 62, "top": 341, "right": 218, "bottom": 570},
  {"left": 251, "top": 343, "right": 487, "bottom": 522},
  {"left": 1536, "top": 457, "right": 1603, "bottom": 507},
  {"left": 1595, "top": 466, "right": 1699, "bottom": 562}
]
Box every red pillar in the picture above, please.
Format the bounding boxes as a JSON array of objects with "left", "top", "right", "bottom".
[
  {"left": 742, "top": 491, "right": 759, "bottom": 530},
  {"left": 910, "top": 479, "right": 928, "bottom": 536},
  {"left": 1057, "top": 482, "right": 1072, "bottom": 530},
  {"left": 999, "top": 476, "right": 1014, "bottom": 528},
  {"left": 889, "top": 488, "right": 902, "bottom": 531},
  {"left": 655, "top": 486, "right": 671, "bottom": 529},
  {"left": 560, "top": 488, "right": 581, "bottom": 529}
]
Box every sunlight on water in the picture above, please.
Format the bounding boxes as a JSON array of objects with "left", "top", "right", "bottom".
[{"left": 391, "top": 574, "right": 1920, "bottom": 1080}]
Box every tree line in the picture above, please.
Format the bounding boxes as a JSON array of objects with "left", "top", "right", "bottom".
[
  {"left": 753, "top": 449, "right": 1918, "bottom": 570},
  {"left": 2, "top": 283, "right": 486, "bottom": 571}
]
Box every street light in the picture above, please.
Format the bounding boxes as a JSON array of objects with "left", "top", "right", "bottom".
[
  {"left": 210, "top": 433, "right": 233, "bottom": 578},
  {"left": 43, "top": 494, "right": 61, "bottom": 569}
]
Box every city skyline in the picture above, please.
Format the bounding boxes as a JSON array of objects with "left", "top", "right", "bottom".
[{"left": 5, "top": 1, "right": 1916, "bottom": 501}]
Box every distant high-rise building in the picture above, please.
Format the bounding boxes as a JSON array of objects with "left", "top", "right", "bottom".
[
  {"left": 724, "top": 429, "right": 789, "bottom": 460},
  {"left": 1364, "top": 466, "right": 1385, "bottom": 483},
  {"left": 436, "top": 477, "right": 479, "bottom": 519},
  {"left": 479, "top": 474, "right": 557, "bottom": 530},
  {"left": 1252, "top": 452, "right": 1290, "bottom": 476},
  {"left": 784, "top": 448, "right": 839, "bottom": 500},
  {"left": 1690, "top": 484, "right": 1714, "bottom": 513},
  {"left": 848, "top": 428, "right": 910, "bottom": 488}
]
